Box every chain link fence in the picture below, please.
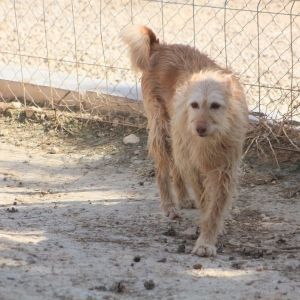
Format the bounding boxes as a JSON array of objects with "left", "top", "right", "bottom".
[{"left": 0, "top": 0, "right": 299, "bottom": 126}]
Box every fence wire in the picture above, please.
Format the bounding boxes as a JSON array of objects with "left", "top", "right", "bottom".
[{"left": 0, "top": 0, "right": 299, "bottom": 126}]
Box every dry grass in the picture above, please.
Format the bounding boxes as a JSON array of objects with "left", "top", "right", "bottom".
[{"left": 244, "top": 118, "right": 300, "bottom": 166}]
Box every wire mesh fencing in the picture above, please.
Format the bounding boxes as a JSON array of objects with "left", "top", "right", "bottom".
[{"left": 0, "top": 0, "right": 299, "bottom": 127}]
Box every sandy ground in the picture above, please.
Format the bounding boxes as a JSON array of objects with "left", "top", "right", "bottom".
[
  {"left": 0, "top": 114, "right": 300, "bottom": 300},
  {"left": 0, "top": 0, "right": 299, "bottom": 120}
]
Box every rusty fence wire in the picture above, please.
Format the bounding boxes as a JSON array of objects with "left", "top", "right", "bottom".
[{"left": 0, "top": 0, "right": 299, "bottom": 126}]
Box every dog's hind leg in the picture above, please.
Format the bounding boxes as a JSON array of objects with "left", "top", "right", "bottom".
[
  {"left": 172, "top": 167, "right": 195, "bottom": 209},
  {"left": 148, "top": 116, "right": 178, "bottom": 219},
  {"left": 192, "top": 169, "right": 236, "bottom": 257}
]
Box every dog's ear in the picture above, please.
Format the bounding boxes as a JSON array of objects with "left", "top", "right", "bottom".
[
  {"left": 223, "top": 74, "right": 233, "bottom": 88},
  {"left": 225, "top": 74, "right": 245, "bottom": 101},
  {"left": 222, "top": 74, "right": 234, "bottom": 95}
]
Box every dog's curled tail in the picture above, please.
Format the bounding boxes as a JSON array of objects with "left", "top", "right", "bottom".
[{"left": 121, "top": 25, "right": 159, "bottom": 72}]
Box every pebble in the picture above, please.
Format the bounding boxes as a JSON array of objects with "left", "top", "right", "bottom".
[
  {"left": 254, "top": 291, "right": 261, "bottom": 299},
  {"left": 11, "top": 102, "right": 22, "bottom": 109},
  {"left": 7, "top": 207, "right": 18, "bottom": 213},
  {"left": 231, "top": 261, "right": 245, "bottom": 269},
  {"left": 193, "top": 263, "right": 203, "bottom": 270},
  {"left": 90, "top": 285, "right": 107, "bottom": 291},
  {"left": 25, "top": 109, "right": 35, "bottom": 118},
  {"left": 112, "top": 118, "right": 119, "bottom": 127},
  {"left": 256, "top": 264, "right": 265, "bottom": 271},
  {"left": 157, "top": 257, "right": 167, "bottom": 263},
  {"left": 109, "top": 281, "right": 126, "bottom": 293},
  {"left": 144, "top": 280, "right": 155, "bottom": 290},
  {"left": 0, "top": 103, "right": 12, "bottom": 113},
  {"left": 4, "top": 109, "right": 13, "bottom": 118},
  {"left": 163, "top": 227, "right": 176, "bottom": 237},
  {"left": 123, "top": 134, "right": 140, "bottom": 144},
  {"left": 49, "top": 146, "right": 59, "bottom": 154},
  {"left": 284, "top": 259, "right": 300, "bottom": 270},
  {"left": 133, "top": 255, "right": 141, "bottom": 263},
  {"left": 177, "top": 244, "right": 186, "bottom": 254},
  {"left": 0, "top": 130, "right": 7, "bottom": 136}
]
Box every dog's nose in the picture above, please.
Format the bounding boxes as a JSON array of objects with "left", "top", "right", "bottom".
[{"left": 196, "top": 125, "right": 207, "bottom": 136}]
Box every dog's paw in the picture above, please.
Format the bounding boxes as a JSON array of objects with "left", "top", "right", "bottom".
[
  {"left": 192, "top": 240, "right": 216, "bottom": 257},
  {"left": 163, "top": 206, "right": 180, "bottom": 220},
  {"left": 177, "top": 198, "right": 195, "bottom": 209}
]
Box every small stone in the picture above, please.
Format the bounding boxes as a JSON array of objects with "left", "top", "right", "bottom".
[
  {"left": 138, "top": 181, "right": 144, "bottom": 186},
  {"left": 177, "top": 244, "right": 185, "bottom": 254},
  {"left": 112, "top": 118, "right": 119, "bottom": 127},
  {"left": 284, "top": 259, "right": 300, "bottom": 270},
  {"left": 13, "top": 201, "right": 17, "bottom": 206},
  {"left": 232, "top": 207, "right": 241, "bottom": 214},
  {"left": 7, "top": 207, "right": 18, "bottom": 213},
  {"left": 133, "top": 255, "right": 141, "bottom": 263},
  {"left": 217, "top": 243, "right": 224, "bottom": 254},
  {"left": 134, "top": 150, "right": 140, "bottom": 155},
  {"left": 157, "top": 257, "right": 167, "bottom": 263},
  {"left": 109, "top": 281, "right": 126, "bottom": 293},
  {"left": 49, "top": 147, "right": 59, "bottom": 154},
  {"left": 123, "top": 134, "right": 140, "bottom": 144},
  {"left": 90, "top": 285, "right": 107, "bottom": 291},
  {"left": 11, "top": 101, "right": 22, "bottom": 109},
  {"left": 132, "top": 159, "right": 142, "bottom": 165},
  {"left": 144, "top": 280, "right": 155, "bottom": 290},
  {"left": 0, "top": 130, "right": 7, "bottom": 137},
  {"left": 193, "top": 263, "right": 203, "bottom": 270},
  {"left": 25, "top": 109, "right": 35, "bottom": 118},
  {"left": 231, "top": 261, "right": 245, "bottom": 269},
  {"left": 6, "top": 277, "right": 15, "bottom": 280},
  {"left": 276, "top": 238, "right": 287, "bottom": 245},
  {"left": 265, "top": 249, "right": 273, "bottom": 255},
  {"left": 0, "top": 103, "right": 12, "bottom": 113},
  {"left": 148, "top": 169, "right": 155, "bottom": 177},
  {"left": 256, "top": 265, "right": 265, "bottom": 271},
  {"left": 163, "top": 227, "right": 176, "bottom": 237},
  {"left": 254, "top": 291, "right": 261, "bottom": 299},
  {"left": 4, "top": 109, "right": 13, "bottom": 118}
]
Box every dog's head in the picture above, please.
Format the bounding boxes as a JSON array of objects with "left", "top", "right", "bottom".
[{"left": 184, "top": 72, "right": 233, "bottom": 138}]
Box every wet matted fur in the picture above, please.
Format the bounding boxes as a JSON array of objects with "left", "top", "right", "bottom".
[{"left": 121, "top": 25, "right": 249, "bottom": 256}]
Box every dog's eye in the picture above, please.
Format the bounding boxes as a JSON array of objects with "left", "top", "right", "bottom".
[
  {"left": 190, "top": 102, "right": 199, "bottom": 109},
  {"left": 210, "top": 102, "right": 221, "bottom": 109}
]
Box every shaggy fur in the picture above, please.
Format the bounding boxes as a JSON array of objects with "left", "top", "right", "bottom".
[{"left": 121, "top": 25, "right": 249, "bottom": 256}]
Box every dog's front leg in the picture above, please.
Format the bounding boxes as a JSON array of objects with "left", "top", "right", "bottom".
[
  {"left": 172, "top": 166, "right": 195, "bottom": 209},
  {"left": 192, "top": 169, "right": 236, "bottom": 257}
]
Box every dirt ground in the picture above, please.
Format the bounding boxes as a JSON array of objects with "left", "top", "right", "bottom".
[{"left": 0, "top": 113, "right": 300, "bottom": 300}]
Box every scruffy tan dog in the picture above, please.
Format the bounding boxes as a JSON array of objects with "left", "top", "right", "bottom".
[{"left": 122, "top": 25, "right": 248, "bottom": 256}]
